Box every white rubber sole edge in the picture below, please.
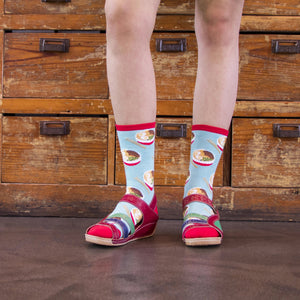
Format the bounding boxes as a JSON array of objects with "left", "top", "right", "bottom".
[
  {"left": 85, "top": 232, "right": 155, "bottom": 247},
  {"left": 183, "top": 237, "right": 222, "bottom": 246}
]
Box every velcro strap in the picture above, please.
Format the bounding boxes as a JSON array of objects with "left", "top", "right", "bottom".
[{"left": 108, "top": 213, "right": 135, "bottom": 236}]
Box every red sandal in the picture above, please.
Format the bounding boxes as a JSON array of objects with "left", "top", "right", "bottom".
[
  {"left": 182, "top": 194, "right": 223, "bottom": 246},
  {"left": 85, "top": 194, "right": 159, "bottom": 246}
]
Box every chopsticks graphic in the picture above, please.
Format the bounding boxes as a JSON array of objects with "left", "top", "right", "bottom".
[
  {"left": 203, "top": 177, "right": 210, "bottom": 190},
  {"left": 126, "top": 138, "right": 146, "bottom": 149},
  {"left": 135, "top": 177, "right": 150, "bottom": 193},
  {"left": 207, "top": 139, "right": 221, "bottom": 154}
]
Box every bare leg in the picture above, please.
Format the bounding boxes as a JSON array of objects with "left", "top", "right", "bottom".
[
  {"left": 193, "top": 0, "right": 245, "bottom": 129},
  {"left": 105, "top": 0, "right": 160, "bottom": 125}
]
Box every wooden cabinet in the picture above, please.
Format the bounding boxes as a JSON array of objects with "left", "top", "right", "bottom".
[{"left": 0, "top": 0, "right": 299, "bottom": 221}]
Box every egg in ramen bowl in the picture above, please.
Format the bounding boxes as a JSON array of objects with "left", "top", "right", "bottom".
[
  {"left": 192, "top": 149, "right": 214, "bottom": 166},
  {"left": 144, "top": 170, "right": 154, "bottom": 191},
  {"left": 136, "top": 130, "right": 155, "bottom": 145},
  {"left": 122, "top": 150, "right": 141, "bottom": 166},
  {"left": 187, "top": 187, "right": 208, "bottom": 197}
]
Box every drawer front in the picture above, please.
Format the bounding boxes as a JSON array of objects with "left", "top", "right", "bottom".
[
  {"left": 3, "top": 32, "right": 108, "bottom": 98},
  {"left": 159, "top": 0, "right": 300, "bottom": 15},
  {"left": 232, "top": 118, "right": 300, "bottom": 187},
  {"left": 152, "top": 33, "right": 300, "bottom": 101},
  {"left": 151, "top": 33, "right": 197, "bottom": 100},
  {"left": 5, "top": 0, "right": 105, "bottom": 14},
  {"left": 239, "top": 34, "right": 300, "bottom": 101},
  {"left": 2, "top": 116, "right": 108, "bottom": 184},
  {"left": 115, "top": 118, "right": 224, "bottom": 186},
  {"left": 5, "top": 0, "right": 299, "bottom": 16}
]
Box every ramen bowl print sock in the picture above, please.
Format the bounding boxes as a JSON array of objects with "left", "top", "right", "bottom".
[
  {"left": 86, "top": 122, "right": 156, "bottom": 243},
  {"left": 182, "top": 124, "right": 228, "bottom": 244}
]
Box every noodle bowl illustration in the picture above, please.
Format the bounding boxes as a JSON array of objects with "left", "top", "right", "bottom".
[
  {"left": 122, "top": 150, "right": 141, "bottom": 166},
  {"left": 192, "top": 149, "right": 215, "bottom": 166},
  {"left": 135, "top": 130, "right": 155, "bottom": 145},
  {"left": 187, "top": 187, "right": 208, "bottom": 197},
  {"left": 217, "top": 136, "right": 226, "bottom": 151},
  {"left": 144, "top": 170, "right": 154, "bottom": 191},
  {"left": 126, "top": 187, "right": 144, "bottom": 199}
]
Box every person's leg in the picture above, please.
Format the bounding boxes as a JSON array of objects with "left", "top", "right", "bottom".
[
  {"left": 86, "top": 0, "right": 160, "bottom": 246},
  {"left": 182, "top": 0, "right": 245, "bottom": 246},
  {"left": 106, "top": 0, "right": 160, "bottom": 125}
]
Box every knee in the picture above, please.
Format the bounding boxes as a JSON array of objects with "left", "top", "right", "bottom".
[
  {"left": 195, "top": 1, "right": 242, "bottom": 47},
  {"left": 105, "top": 0, "right": 153, "bottom": 42}
]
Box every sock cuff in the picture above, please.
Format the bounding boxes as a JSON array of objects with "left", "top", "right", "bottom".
[
  {"left": 192, "top": 124, "right": 229, "bottom": 136},
  {"left": 116, "top": 122, "right": 156, "bottom": 131}
]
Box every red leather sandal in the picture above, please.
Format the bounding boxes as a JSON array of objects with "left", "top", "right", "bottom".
[
  {"left": 85, "top": 194, "right": 159, "bottom": 246},
  {"left": 182, "top": 194, "right": 223, "bottom": 246}
]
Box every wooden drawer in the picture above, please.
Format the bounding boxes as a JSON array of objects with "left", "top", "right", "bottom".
[
  {"left": 158, "top": 0, "right": 300, "bottom": 15},
  {"left": 151, "top": 33, "right": 300, "bottom": 101},
  {"left": 115, "top": 118, "right": 224, "bottom": 187},
  {"left": 239, "top": 34, "right": 300, "bottom": 101},
  {"left": 3, "top": 32, "right": 108, "bottom": 98},
  {"left": 151, "top": 33, "right": 197, "bottom": 100},
  {"left": 5, "top": 0, "right": 105, "bottom": 15},
  {"left": 6, "top": 0, "right": 299, "bottom": 16},
  {"left": 2, "top": 116, "right": 108, "bottom": 184},
  {"left": 232, "top": 118, "right": 300, "bottom": 187}
]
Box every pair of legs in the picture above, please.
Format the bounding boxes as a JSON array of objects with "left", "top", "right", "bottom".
[{"left": 85, "top": 0, "right": 245, "bottom": 246}]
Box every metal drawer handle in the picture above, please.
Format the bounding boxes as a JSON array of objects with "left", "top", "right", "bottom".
[
  {"left": 272, "top": 39, "right": 300, "bottom": 54},
  {"left": 40, "top": 121, "right": 70, "bottom": 136},
  {"left": 41, "top": 0, "right": 71, "bottom": 3},
  {"left": 273, "top": 124, "right": 300, "bottom": 138},
  {"left": 156, "top": 123, "right": 187, "bottom": 138},
  {"left": 39, "top": 38, "right": 70, "bottom": 53},
  {"left": 156, "top": 38, "right": 187, "bottom": 52}
]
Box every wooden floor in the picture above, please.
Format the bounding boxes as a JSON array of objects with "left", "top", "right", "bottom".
[{"left": 0, "top": 217, "right": 299, "bottom": 299}]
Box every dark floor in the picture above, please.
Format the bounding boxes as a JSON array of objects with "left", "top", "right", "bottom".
[{"left": 0, "top": 217, "right": 299, "bottom": 300}]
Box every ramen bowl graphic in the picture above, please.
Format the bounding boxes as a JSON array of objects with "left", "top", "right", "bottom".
[
  {"left": 126, "top": 187, "right": 144, "bottom": 199},
  {"left": 130, "top": 207, "right": 143, "bottom": 226},
  {"left": 122, "top": 150, "right": 141, "bottom": 166},
  {"left": 187, "top": 187, "right": 208, "bottom": 197},
  {"left": 217, "top": 136, "right": 227, "bottom": 151},
  {"left": 192, "top": 149, "right": 215, "bottom": 166},
  {"left": 144, "top": 170, "right": 154, "bottom": 191},
  {"left": 136, "top": 129, "right": 155, "bottom": 145},
  {"left": 185, "top": 171, "right": 191, "bottom": 185},
  {"left": 191, "top": 132, "right": 195, "bottom": 144}
]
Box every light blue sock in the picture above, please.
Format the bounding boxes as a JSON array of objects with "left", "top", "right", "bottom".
[
  {"left": 108, "top": 122, "right": 156, "bottom": 238},
  {"left": 183, "top": 124, "right": 228, "bottom": 221}
]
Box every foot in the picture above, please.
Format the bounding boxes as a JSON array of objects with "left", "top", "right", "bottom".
[
  {"left": 182, "top": 194, "right": 223, "bottom": 246},
  {"left": 85, "top": 194, "right": 159, "bottom": 246}
]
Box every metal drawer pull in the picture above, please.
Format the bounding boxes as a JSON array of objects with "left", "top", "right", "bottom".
[
  {"left": 39, "top": 38, "right": 70, "bottom": 53},
  {"left": 272, "top": 39, "right": 300, "bottom": 54},
  {"left": 156, "top": 123, "right": 187, "bottom": 138},
  {"left": 156, "top": 38, "right": 187, "bottom": 52},
  {"left": 41, "top": 0, "right": 71, "bottom": 3},
  {"left": 40, "top": 121, "right": 70, "bottom": 136},
  {"left": 273, "top": 124, "right": 300, "bottom": 138}
]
